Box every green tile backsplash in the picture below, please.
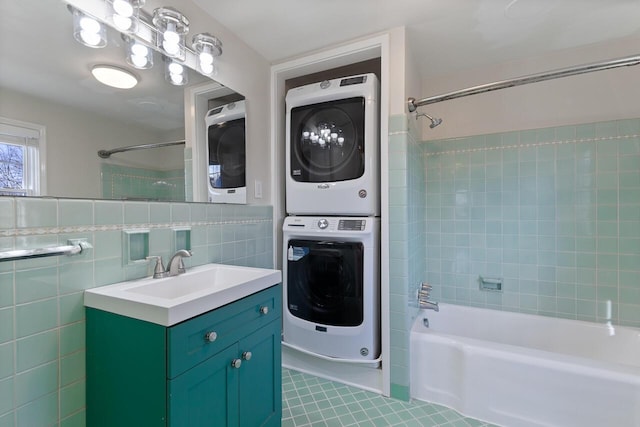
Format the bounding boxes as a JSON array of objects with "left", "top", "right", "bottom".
[
  {"left": 0, "top": 198, "right": 274, "bottom": 425},
  {"left": 422, "top": 117, "right": 640, "bottom": 328}
]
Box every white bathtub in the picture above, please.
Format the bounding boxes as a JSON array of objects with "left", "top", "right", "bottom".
[{"left": 410, "top": 303, "right": 640, "bottom": 427}]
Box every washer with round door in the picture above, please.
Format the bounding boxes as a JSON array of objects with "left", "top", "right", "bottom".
[
  {"left": 285, "top": 74, "right": 379, "bottom": 216},
  {"left": 282, "top": 215, "right": 380, "bottom": 361}
]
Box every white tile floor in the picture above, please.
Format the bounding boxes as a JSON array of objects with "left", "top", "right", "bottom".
[{"left": 282, "top": 369, "right": 498, "bottom": 427}]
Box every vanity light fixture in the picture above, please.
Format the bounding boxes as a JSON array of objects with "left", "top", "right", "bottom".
[
  {"left": 152, "top": 7, "right": 189, "bottom": 61},
  {"left": 124, "top": 36, "right": 154, "bottom": 69},
  {"left": 192, "top": 33, "right": 222, "bottom": 76},
  {"left": 68, "top": 1, "right": 223, "bottom": 84},
  {"left": 110, "top": 0, "right": 145, "bottom": 33},
  {"left": 164, "top": 59, "right": 188, "bottom": 86},
  {"left": 71, "top": 7, "right": 107, "bottom": 48},
  {"left": 91, "top": 65, "right": 139, "bottom": 89}
]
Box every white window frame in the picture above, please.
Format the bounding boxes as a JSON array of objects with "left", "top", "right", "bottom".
[{"left": 0, "top": 117, "right": 47, "bottom": 196}]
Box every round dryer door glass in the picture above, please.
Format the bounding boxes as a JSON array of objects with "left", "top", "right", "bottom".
[
  {"left": 208, "top": 117, "right": 246, "bottom": 189},
  {"left": 290, "top": 97, "right": 365, "bottom": 182}
]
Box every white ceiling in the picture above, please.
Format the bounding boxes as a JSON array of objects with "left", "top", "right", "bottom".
[{"left": 193, "top": 0, "right": 640, "bottom": 79}]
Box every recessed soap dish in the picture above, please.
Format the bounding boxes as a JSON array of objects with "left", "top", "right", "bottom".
[
  {"left": 123, "top": 229, "right": 149, "bottom": 265},
  {"left": 479, "top": 276, "right": 502, "bottom": 292}
]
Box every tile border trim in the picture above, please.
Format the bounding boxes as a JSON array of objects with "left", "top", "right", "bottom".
[{"left": 424, "top": 133, "right": 640, "bottom": 157}]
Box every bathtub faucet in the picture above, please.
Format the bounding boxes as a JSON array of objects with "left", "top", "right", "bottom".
[{"left": 418, "top": 282, "right": 439, "bottom": 312}]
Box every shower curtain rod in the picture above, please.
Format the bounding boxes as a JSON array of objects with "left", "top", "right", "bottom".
[
  {"left": 97, "top": 140, "right": 185, "bottom": 159},
  {"left": 407, "top": 54, "right": 640, "bottom": 112}
]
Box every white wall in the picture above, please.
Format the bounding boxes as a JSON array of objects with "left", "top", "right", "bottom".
[
  {"left": 0, "top": 87, "right": 182, "bottom": 198},
  {"left": 417, "top": 36, "right": 640, "bottom": 140}
]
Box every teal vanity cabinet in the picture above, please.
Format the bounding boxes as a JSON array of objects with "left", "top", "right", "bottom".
[{"left": 86, "top": 284, "right": 282, "bottom": 427}]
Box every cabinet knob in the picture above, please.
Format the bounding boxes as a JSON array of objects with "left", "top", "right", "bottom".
[
  {"left": 242, "top": 351, "right": 252, "bottom": 361},
  {"left": 231, "top": 358, "right": 242, "bottom": 369},
  {"left": 259, "top": 306, "right": 269, "bottom": 315},
  {"left": 204, "top": 331, "right": 217, "bottom": 343}
]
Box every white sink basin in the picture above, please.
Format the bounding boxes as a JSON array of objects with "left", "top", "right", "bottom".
[{"left": 84, "top": 264, "right": 282, "bottom": 326}]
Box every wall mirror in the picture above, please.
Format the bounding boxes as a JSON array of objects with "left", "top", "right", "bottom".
[{"left": 0, "top": 0, "right": 244, "bottom": 202}]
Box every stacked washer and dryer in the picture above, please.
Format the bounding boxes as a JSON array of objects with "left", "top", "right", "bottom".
[{"left": 282, "top": 74, "right": 381, "bottom": 362}]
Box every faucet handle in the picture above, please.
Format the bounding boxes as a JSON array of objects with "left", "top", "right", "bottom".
[
  {"left": 175, "top": 257, "right": 186, "bottom": 275},
  {"left": 146, "top": 256, "right": 168, "bottom": 279}
]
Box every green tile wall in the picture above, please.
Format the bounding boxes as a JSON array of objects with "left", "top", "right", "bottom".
[
  {"left": 388, "top": 114, "right": 424, "bottom": 400},
  {"left": 101, "top": 164, "right": 186, "bottom": 201},
  {"left": 0, "top": 198, "right": 273, "bottom": 426},
  {"left": 423, "top": 118, "right": 640, "bottom": 327}
]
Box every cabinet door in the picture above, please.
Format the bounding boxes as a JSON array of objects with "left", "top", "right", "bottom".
[
  {"left": 169, "top": 344, "right": 240, "bottom": 427},
  {"left": 238, "top": 320, "right": 282, "bottom": 427}
]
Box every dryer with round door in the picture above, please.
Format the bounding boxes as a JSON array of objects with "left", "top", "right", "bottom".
[
  {"left": 282, "top": 215, "right": 380, "bottom": 361},
  {"left": 205, "top": 100, "right": 246, "bottom": 204},
  {"left": 286, "top": 74, "right": 379, "bottom": 216}
]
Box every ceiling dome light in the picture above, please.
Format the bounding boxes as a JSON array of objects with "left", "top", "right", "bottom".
[{"left": 91, "top": 65, "right": 139, "bottom": 89}]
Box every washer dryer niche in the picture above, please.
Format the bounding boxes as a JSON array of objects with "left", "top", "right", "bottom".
[
  {"left": 286, "top": 74, "right": 379, "bottom": 216},
  {"left": 205, "top": 100, "right": 246, "bottom": 204}
]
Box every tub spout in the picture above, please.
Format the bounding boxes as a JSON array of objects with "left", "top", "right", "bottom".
[{"left": 420, "top": 300, "right": 439, "bottom": 312}]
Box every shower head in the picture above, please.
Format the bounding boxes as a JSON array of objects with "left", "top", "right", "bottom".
[{"left": 415, "top": 112, "right": 443, "bottom": 129}]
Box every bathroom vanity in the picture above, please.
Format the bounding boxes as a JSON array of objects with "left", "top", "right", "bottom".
[{"left": 84, "top": 264, "right": 282, "bottom": 427}]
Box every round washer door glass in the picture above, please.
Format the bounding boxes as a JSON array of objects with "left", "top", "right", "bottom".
[
  {"left": 208, "top": 117, "right": 246, "bottom": 189},
  {"left": 286, "top": 239, "right": 364, "bottom": 327},
  {"left": 290, "top": 97, "right": 365, "bottom": 182}
]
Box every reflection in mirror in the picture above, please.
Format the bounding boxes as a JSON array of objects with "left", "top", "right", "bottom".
[
  {"left": 206, "top": 97, "right": 246, "bottom": 204},
  {"left": 0, "top": 0, "right": 244, "bottom": 202}
]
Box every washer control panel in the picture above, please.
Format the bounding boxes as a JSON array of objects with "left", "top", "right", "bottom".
[
  {"left": 338, "top": 219, "right": 366, "bottom": 231},
  {"left": 285, "top": 217, "right": 369, "bottom": 232}
]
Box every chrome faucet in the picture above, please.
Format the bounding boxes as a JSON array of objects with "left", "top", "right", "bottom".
[
  {"left": 167, "top": 249, "right": 192, "bottom": 276},
  {"left": 418, "top": 282, "right": 439, "bottom": 312},
  {"left": 147, "top": 250, "right": 192, "bottom": 279}
]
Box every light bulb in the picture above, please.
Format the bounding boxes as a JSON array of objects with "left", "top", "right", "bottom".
[
  {"left": 113, "top": 0, "right": 134, "bottom": 17},
  {"left": 131, "top": 43, "right": 148, "bottom": 56},
  {"left": 163, "top": 40, "right": 179, "bottom": 56},
  {"left": 113, "top": 14, "right": 133, "bottom": 30},
  {"left": 168, "top": 62, "right": 183, "bottom": 74},
  {"left": 126, "top": 38, "right": 152, "bottom": 69},
  {"left": 163, "top": 27, "right": 180, "bottom": 45},
  {"left": 72, "top": 8, "right": 106, "bottom": 48},
  {"left": 79, "top": 16, "right": 100, "bottom": 33},
  {"left": 81, "top": 30, "right": 102, "bottom": 46},
  {"left": 200, "top": 61, "right": 214, "bottom": 75},
  {"left": 170, "top": 73, "right": 184, "bottom": 85},
  {"left": 131, "top": 54, "right": 148, "bottom": 68},
  {"left": 199, "top": 51, "right": 214, "bottom": 65}
]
